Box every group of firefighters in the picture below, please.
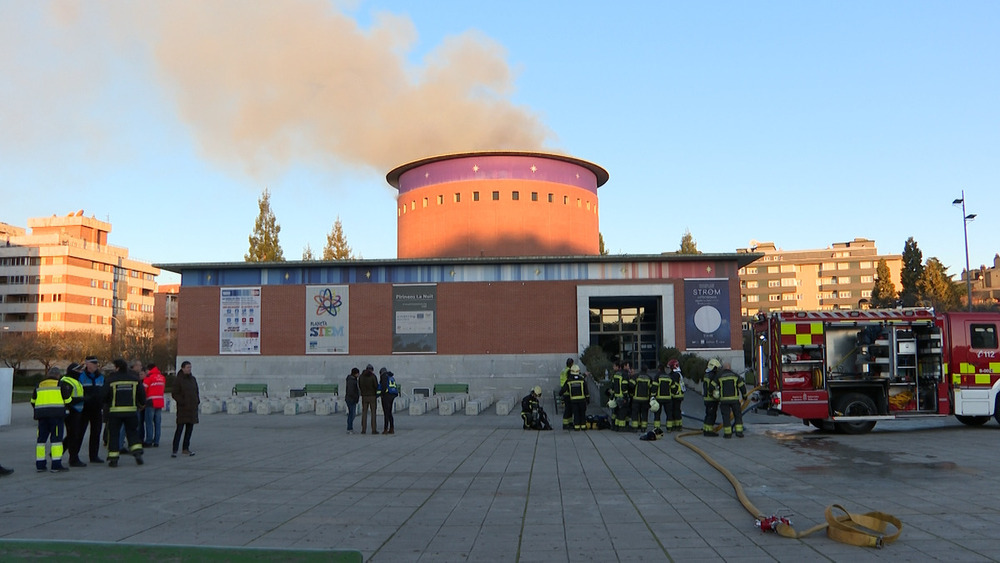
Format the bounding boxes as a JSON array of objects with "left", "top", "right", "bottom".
[{"left": 521, "top": 357, "right": 748, "bottom": 438}]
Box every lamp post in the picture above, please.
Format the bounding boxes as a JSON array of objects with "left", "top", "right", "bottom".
[{"left": 952, "top": 191, "right": 976, "bottom": 311}]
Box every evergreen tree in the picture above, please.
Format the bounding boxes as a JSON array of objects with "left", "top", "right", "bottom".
[
  {"left": 678, "top": 229, "right": 701, "bottom": 254},
  {"left": 598, "top": 232, "right": 609, "bottom": 255},
  {"left": 899, "top": 237, "right": 923, "bottom": 307},
  {"left": 323, "top": 216, "right": 353, "bottom": 260},
  {"left": 870, "top": 258, "right": 897, "bottom": 308},
  {"left": 302, "top": 244, "right": 315, "bottom": 261},
  {"left": 245, "top": 188, "right": 285, "bottom": 262},
  {"left": 916, "top": 257, "right": 962, "bottom": 311}
]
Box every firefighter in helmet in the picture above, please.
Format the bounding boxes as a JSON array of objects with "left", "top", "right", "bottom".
[
  {"left": 651, "top": 363, "right": 672, "bottom": 432},
  {"left": 103, "top": 358, "right": 146, "bottom": 467},
  {"left": 629, "top": 363, "right": 654, "bottom": 432},
  {"left": 608, "top": 362, "right": 631, "bottom": 431},
  {"left": 702, "top": 358, "right": 722, "bottom": 437},
  {"left": 664, "top": 359, "right": 686, "bottom": 432},
  {"left": 521, "top": 386, "right": 552, "bottom": 430},
  {"left": 561, "top": 365, "right": 590, "bottom": 431},
  {"left": 717, "top": 362, "right": 747, "bottom": 438},
  {"left": 559, "top": 358, "right": 575, "bottom": 430}
]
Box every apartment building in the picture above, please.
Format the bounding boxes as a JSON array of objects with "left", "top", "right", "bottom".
[
  {"left": 154, "top": 283, "right": 180, "bottom": 340},
  {"left": 736, "top": 238, "right": 902, "bottom": 322},
  {"left": 0, "top": 212, "right": 159, "bottom": 335}
]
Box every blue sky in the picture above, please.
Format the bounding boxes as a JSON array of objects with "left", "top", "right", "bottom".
[{"left": 1, "top": 1, "right": 997, "bottom": 285}]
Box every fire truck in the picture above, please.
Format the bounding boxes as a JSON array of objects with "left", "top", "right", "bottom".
[{"left": 753, "top": 308, "right": 1000, "bottom": 434}]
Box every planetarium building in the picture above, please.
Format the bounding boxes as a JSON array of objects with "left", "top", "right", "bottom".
[{"left": 159, "top": 151, "right": 756, "bottom": 397}]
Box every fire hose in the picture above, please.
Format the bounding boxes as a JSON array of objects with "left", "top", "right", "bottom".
[{"left": 675, "top": 386, "right": 902, "bottom": 549}]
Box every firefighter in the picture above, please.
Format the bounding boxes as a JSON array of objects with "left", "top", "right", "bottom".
[
  {"left": 630, "top": 363, "right": 654, "bottom": 432},
  {"left": 651, "top": 363, "right": 671, "bottom": 432},
  {"left": 559, "top": 358, "right": 575, "bottom": 430},
  {"left": 608, "top": 363, "right": 631, "bottom": 431},
  {"left": 103, "top": 359, "right": 146, "bottom": 467},
  {"left": 521, "top": 386, "right": 552, "bottom": 430},
  {"left": 31, "top": 367, "right": 73, "bottom": 472},
  {"left": 561, "top": 365, "right": 589, "bottom": 430},
  {"left": 718, "top": 363, "right": 747, "bottom": 438},
  {"left": 664, "top": 359, "right": 686, "bottom": 432},
  {"left": 702, "top": 359, "right": 722, "bottom": 436}
]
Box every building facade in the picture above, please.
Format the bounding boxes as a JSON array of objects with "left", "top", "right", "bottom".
[
  {"left": 159, "top": 151, "right": 757, "bottom": 397},
  {"left": 965, "top": 254, "right": 1000, "bottom": 307},
  {"left": 0, "top": 213, "right": 159, "bottom": 335},
  {"left": 736, "top": 238, "right": 902, "bottom": 323}
]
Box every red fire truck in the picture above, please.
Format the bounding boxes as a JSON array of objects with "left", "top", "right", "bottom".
[{"left": 753, "top": 308, "right": 1000, "bottom": 433}]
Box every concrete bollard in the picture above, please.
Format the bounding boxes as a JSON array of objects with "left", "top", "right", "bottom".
[
  {"left": 255, "top": 399, "right": 284, "bottom": 415},
  {"left": 495, "top": 396, "right": 518, "bottom": 416}
]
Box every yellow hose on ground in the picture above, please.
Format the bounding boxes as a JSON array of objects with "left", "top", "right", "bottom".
[{"left": 675, "top": 386, "right": 902, "bottom": 548}]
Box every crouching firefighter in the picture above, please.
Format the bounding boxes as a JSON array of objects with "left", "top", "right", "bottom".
[
  {"left": 104, "top": 359, "right": 146, "bottom": 467},
  {"left": 521, "top": 386, "right": 552, "bottom": 430},
  {"left": 718, "top": 364, "right": 747, "bottom": 439}
]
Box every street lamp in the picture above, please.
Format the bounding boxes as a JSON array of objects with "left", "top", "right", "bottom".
[{"left": 952, "top": 191, "right": 976, "bottom": 311}]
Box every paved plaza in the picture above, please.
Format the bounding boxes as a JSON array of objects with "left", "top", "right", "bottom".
[{"left": 1, "top": 391, "right": 998, "bottom": 562}]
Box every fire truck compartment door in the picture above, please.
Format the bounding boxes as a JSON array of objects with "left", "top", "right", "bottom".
[{"left": 954, "top": 389, "right": 990, "bottom": 416}]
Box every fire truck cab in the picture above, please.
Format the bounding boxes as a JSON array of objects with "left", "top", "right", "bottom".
[{"left": 754, "top": 309, "right": 1000, "bottom": 434}]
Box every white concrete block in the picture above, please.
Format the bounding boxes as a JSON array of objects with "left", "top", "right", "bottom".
[
  {"left": 255, "top": 399, "right": 284, "bottom": 415},
  {"left": 409, "top": 400, "right": 427, "bottom": 415},
  {"left": 315, "top": 399, "right": 338, "bottom": 415},
  {"left": 495, "top": 396, "right": 518, "bottom": 416},
  {"left": 200, "top": 400, "right": 223, "bottom": 415},
  {"left": 226, "top": 400, "right": 250, "bottom": 414},
  {"left": 465, "top": 400, "right": 483, "bottom": 416}
]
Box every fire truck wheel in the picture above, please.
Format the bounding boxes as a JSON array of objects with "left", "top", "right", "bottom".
[
  {"left": 955, "top": 415, "right": 989, "bottom": 427},
  {"left": 834, "top": 393, "right": 877, "bottom": 435}
]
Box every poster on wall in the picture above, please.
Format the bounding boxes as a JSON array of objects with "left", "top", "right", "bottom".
[
  {"left": 306, "top": 285, "right": 349, "bottom": 354},
  {"left": 392, "top": 284, "right": 437, "bottom": 353},
  {"left": 684, "top": 278, "right": 731, "bottom": 350},
  {"left": 220, "top": 287, "right": 261, "bottom": 354}
]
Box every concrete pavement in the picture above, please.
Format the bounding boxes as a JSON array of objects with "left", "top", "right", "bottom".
[{"left": 1, "top": 391, "right": 998, "bottom": 562}]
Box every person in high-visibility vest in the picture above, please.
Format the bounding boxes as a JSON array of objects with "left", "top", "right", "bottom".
[
  {"left": 560, "top": 365, "right": 590, "bottom": 430},
  {"left": 651, "top": 364, "right": 672, "bottom": 432},
  {"left": 629, "top": 364, "right": 653, "bottom": 432},
  {"left": 60, "top": 363, "right": 86, "bottom": 467},
  {"left": 702, "top": 359, "right": 722, "bottom": 437},
  {"left": 717, "top": 363, "right": 748, "bottom": 438},
  {"left": 103, "top": 359, "right": 146, "bottom": 467},
  {"left": 559, "top": 358, "right": 575, "bottom": 430},
  {"left": 609, "top": 363, "right": 631, "bottom": 432},
  {"left": 664, "top": 359, "right": 686, "bottom": 432},
  {"left": 379, "top": 367, "right": 399, "bottom": 434},
  {"left": 31, "top": 367, "right": 73, "bottom": 472}
]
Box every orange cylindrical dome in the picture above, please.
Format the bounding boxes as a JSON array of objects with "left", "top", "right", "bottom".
[{"left": 387, "top": 152, "right": 609, "bottom": 259}]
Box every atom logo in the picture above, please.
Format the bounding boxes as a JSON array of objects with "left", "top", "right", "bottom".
[{"left": 314, "top": 288, "right": 342, "bottom": 317}]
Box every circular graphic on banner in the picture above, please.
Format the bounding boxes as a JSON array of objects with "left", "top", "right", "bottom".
[{"left": 693, "top": 305, "right": 722, "bottom": 334}]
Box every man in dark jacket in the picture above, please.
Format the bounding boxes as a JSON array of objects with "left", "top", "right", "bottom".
[
  {"left": 345, "top": 368, "right": 360, "bottom": 434},
  {"left": 75, "top": 356, "right": 105, "bottom": 464},
  {"left": 103, "top": 359, "right": 146, "bottom": 467},
  {"left": 171, "top": 361, "right": 201, "bottom": 457},
  {"left": 358, "top": 365, "right": 380, "bottom": 434},
  {"left": 379, "top": 367, "right": 398, "bottom": 435}
]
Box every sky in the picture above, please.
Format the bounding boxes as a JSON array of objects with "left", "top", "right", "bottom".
[{"left": 1, "top": 1, "right": 997, "bottom": 286}]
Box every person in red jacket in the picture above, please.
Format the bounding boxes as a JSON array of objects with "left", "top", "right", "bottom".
[{"left": 142, "top": 364, "right": 166, "bottom": 447}]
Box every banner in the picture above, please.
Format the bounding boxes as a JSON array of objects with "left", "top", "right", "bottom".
[
  {"left": 393, "top": 284, "right": 437, "bottom": 353},
  {"left": 220, "top": 287, "right": 261, "bottom": 354},
  {"left": 306, "top": 285, "right": 349, "bottom": 354},
  {"left": 684, "top": 279, "right": 731, "bottom": 350}
]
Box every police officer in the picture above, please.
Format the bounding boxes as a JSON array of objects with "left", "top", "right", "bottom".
[
  {"left": 103, "top": 359, "right": 146, "bottom": 467},
  {"left": 718, "top": 363, "right": 748, "bottom": 438},
  {"left": 60, "top": 363, "right": 87, "bottom": 467},
  {"left": 561, "top": 365, "right": 589, "bottom": 430},
  {"left": 651, "top": 363, "right": 671, "bottom": 432},
  {"left": 75, "top": 355, "right": 105, "bottom": 464},
  {"left": 702, "top": 359, "right": 722, "bottom": 437},
  {"left": 629, "top": 363, "right": 654, "bottom": 432},
  {"left": 664, "top": 359, "right": 686, "bottom": 432}
]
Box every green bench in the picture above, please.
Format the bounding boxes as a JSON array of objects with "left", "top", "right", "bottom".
[
  {"left": 303, "top": 383, "right": 339, "bottom": 396},
  {"left": 232, "top": 383, "right": 269, "bottom": 397},
  {"left": 433, "top": 383, "right": 469, "bottom": 395}
]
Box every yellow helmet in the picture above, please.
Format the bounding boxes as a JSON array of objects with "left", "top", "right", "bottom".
[
  {"left": 649, "top": 398, "right": 660, "bottom": 412},
  {"left": 706, "top": 358, "right": 722, "bottom": 372},
  {"left": 532, "top": 386, "right": 543, "bottom": 396}
]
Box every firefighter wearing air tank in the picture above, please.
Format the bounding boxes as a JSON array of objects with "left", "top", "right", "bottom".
[
  {"left": 664, "top": 359, "right": 685, "bottom": 432},
  {"left": 702, "top": 359, "right": 722, "bottom": 436},
  {"left": 559, "top": 358, "right": 575, "bottom": 430},
  {"left": 561, "top": 365, "right": 590, "bottom": 430},
  {"left": 608, "top": 363, "right": 631, "bottom": 431},
  {"left": 629, "top": 364, "right": 653, "bottom": 432},
  {"left": 103, "top": 359, "right": 146, "bottom": 467},
  {"left": 718, "top": 363, "right": 747, "bottom": 438}
]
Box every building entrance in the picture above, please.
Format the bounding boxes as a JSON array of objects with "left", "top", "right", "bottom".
[{"left": 589, "top": 297, "right": 661, "bottom": 371}]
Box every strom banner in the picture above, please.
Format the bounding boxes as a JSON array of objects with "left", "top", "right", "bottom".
[
  {"left": 392, "top": 284, "right": 437, "bottom": 353},
  {"left": 220, "top": 287, "right": 261, "bottom": 354},
  {"left": 306, "top": 285, "right": 349, "bottom": 354},
  {"left": 684, "top": 278, "right": 731, "bottom": 350}
]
